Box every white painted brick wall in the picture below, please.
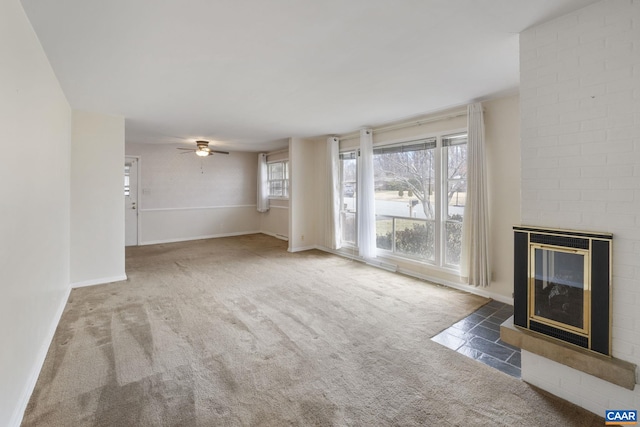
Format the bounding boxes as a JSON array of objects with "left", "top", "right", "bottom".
[{"left": 520, "top": 0, "right": 640, "bottom": 416}]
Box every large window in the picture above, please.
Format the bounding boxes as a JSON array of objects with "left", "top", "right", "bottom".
[
  {"left": 267, "top": 161, "right": 289, "bottom": 198},
  {"left": 340, "top": 151, "right": 357, "bottom": 246},
  {"left": 443, "top": 134, "right": 468, "bottom": 266},
  {"left": 372, "top": 132, "right": 467, "bottom": 269}
]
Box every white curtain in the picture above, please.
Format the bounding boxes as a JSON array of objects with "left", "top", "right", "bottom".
[
  {"left": 358, "top": 129, "right": 376, "bottom": 260},
  {"left": 326, "top": 137, "right": 342, "bottom": 250},
  {"left": 257, "top": 153, "right": 269, "bottom": 212},
  {"left": 461, "top": 103, "right": 490, "bottom": 287}
]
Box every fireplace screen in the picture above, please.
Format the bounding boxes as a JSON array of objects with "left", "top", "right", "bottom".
[
  {"left": 530, "top": 245, "right": 589, "bottom": 336},
  {"left": 514, "top": 226, "right": 612, "bottom": 356}
]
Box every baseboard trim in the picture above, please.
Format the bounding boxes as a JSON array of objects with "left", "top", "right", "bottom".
[
  {"left": 287, "top": 244, "right": 318, "bottom": 253},
  {"left": 71, "top": 274, "right": 128, "bottom": 288},
  {"left": 366, "top": 259, "right": 398, "bottom": 272},
  {"left": 316, "top": 245, "right": 363, "bottom": 262},
  {"left": 140, "top": 230, "right": 261, "bottom": 246},
  {"left": 10, "top": 285, "right": 71, "bottom": 427},
  {"left": 260, "top": 231, "right": 289, "bottom": 241},
  {"left": 395, "top": 267, "right": 513, "bottom": 304}
]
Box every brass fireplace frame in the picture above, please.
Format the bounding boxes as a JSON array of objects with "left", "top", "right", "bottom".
[
  {"left": 528, "top": 243, "right": 591, "bottom": 337},
  {"left": 513, "top": 226, "right": 612, "bottom": 356}
]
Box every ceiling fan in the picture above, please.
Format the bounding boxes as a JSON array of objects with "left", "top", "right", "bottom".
[{"left": 177, "top": 140, "right": 229, "bottom": 157}]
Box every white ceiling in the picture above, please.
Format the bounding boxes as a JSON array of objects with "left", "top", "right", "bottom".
[{"left": 21, "top": 0, "right": 598, "bottom": 151}]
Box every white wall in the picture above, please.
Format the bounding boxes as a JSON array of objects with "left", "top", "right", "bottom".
[
  {"left": 520, "top": 0, "right": 640, "bottom": 414},
  {"left": 289, "top": 137, "right": 321, "bottom": 251},
  {"left": 484, "top": 95, "right": 521, "bottom": 299},
  {"left": 260, "top": 198, "right": 289, "bottom": 240},
  {"left": 0, "top": 1, "right": 72, "bottom": 425},
  {"left": 125, "top": 143, "right": 260, "bottom": 244},
  {"left": 71, "top": 110, "right": 126, "bottom": 286}
]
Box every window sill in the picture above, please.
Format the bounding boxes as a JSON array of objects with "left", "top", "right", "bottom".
[
  {"left": 333, "top": 246, "right": 461, "bottom": 276},
  {"left": 268, "top": 197, "right": 289, "bottom": 201},
  {"left": 376, "top": 251, "right": 461, "bottom": 276}
]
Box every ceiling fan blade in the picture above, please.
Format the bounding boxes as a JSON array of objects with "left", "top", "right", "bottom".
[
  {"left": 176, "top": 148, "right": 195, "bottom": 151},
  {"left": 211, "top": 150, "right": 230, "bottom": 154},
  {"left": 179, "top": 151, "right": 194, "bottom": 154}
]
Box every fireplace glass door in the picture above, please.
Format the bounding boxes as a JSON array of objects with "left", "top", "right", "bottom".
[{"left": 529, "top": 245, "right": 590, "bottom": 336}]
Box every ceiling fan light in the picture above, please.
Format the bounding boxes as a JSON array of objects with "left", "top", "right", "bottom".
[{"left": 195, "top": 149, "right": 209, "bottom": 157}]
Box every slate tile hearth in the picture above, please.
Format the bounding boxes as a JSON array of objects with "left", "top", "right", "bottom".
[{"left": 431, "top": 300, "right": 521, "bottom": 378}]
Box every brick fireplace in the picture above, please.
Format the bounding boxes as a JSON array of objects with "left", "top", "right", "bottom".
[{"left": 515, "top": 0, "right": 639, "bottom": 415}]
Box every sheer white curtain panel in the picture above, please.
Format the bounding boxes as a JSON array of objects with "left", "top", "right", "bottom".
[
  {"left": 461, "top": 103, "right": 490, "bottom": 286},
  {"left": 326, "top": 137, "right": 342, "bottom": 250},
  {"left": 257, "top": 153, "right": 270, "bottom": 212},
  {"left": 358, "top": 129, "right": 376, "bottom": 260}
]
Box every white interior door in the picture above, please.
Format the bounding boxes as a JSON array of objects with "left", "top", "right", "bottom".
[{"left": 125, "top": 157, "right": 138, "bottom": 246}]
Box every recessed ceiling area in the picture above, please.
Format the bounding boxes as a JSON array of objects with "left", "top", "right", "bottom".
[{"left": 21, "top": 0, "right": 599, "bottom": 151}]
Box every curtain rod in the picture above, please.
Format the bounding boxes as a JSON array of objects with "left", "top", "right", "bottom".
[{"left": 338, "top": 109, "right": 467, "bottom": 142}]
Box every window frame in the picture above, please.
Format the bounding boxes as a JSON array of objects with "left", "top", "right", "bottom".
[
  {"left": 339, "top": 150, "right": 358, "bottom": 248},
  {"left": 369, "top": 128, "right": 467, "bottom": 272},
  {"left": 442, "top": 132, "right": 468, "bottom": 269},
  {"left": 267, "top": 160, "right": 289, "bottom": 199}
]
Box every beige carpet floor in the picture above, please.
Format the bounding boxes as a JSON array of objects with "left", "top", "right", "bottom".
[{"left": 22, "top": 234, "right": 604, "bottom": 426}]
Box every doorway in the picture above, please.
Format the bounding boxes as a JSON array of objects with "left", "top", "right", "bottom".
[{"left": 125, "top": 156, "right": 139, "bottom": 246}]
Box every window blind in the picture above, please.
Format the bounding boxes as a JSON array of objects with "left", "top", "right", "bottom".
[
  {"left": 373, "top": 137, "right": 437, "bottom": 155},
  {"left": 443, "top": 133, "right": 468, "bottom": 146}
]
